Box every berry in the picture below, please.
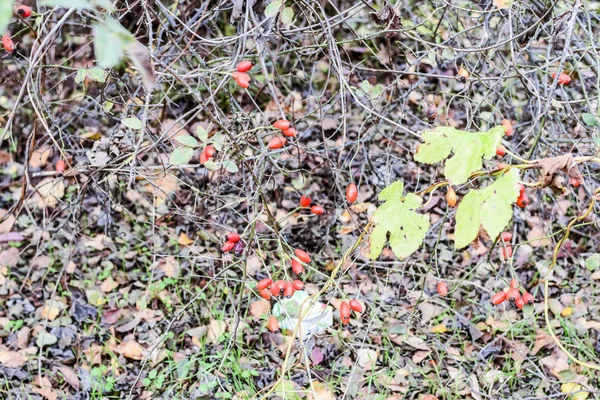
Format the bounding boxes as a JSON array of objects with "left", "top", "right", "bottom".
[
  {"left": 516, "top": 194, "right": 529, "bottom": 208},
  {"left": 500, "top": 232, "right": 512, "bottom": 242},
  {"left": 446, "top": 187, "right": 457, "bottom": 207},
  {"left": 436, "top": 281, "right": 449, "bottom": 297},
  {"left": 225, "top": 232, "right": 241, "bottom": 243},
  {"left": 270, "top": 281, "right": 281, "bottom": 297},
  {"left": 510, "top": 278, "right": 518, "bottom": 290},
  {"left": 300, "top": 195, "right": 311, "bottom": 208},
  {"left": 267, "top": 316, "right": 280, "bottom": 333},
  {"left": 496, "top": 145, "right": 506, "bottom": 157},
  {"left": 339, "top": 301, "right": 351, "bottom": 324},
  {"left": 515, "top": 297, "right": 525, "bottom": 310},
  {"left": 256, "top": 278, "right": 272, "bottom": 291},
  {"left": 259, "top": 289, "right": 271, "bottom": 300},
  {"left": 292, "top": 280, "right": 305, "bottom": 290},
  {"left": 199, "top": 152, "right": 208, "bottom": 164},
  {"left": 294, "top": 249, "right": 311, "bottom": 263},
  {"left": 310, "top": 205, "right": 324, "bottom": 215},
  {"left": 56, "top": 160, "right": 66, "bottom": 173},
  {"left": 522, "top": 292, "right": 534, "bottom": 305},
  {"left": 426, "top": 104, "right": 437, "bottom": 122},
  {"left": 273, "top": 119, "right": 291, "bottom": 130},
  {"left": 346, "top": 183, "right": 358, "bottom": 204},
  {"left": 518, "top": 183, "right": 525, "bottom": 195},
  {"left": 204, "top": 145, "right": 216, "bottom": 158},
  {"left": 283, "top": 281, "right": 295, "bottom": 298},
  {"left": 501, "top": 119, "right": 513, "bottom": 136},
  {"left": 501, "top": 246, "right": 513, "bottom": 260},
  {"left": 222, "top": 241, "right": 235, "bottom": 252},
  {"left": 570, "top": 177, "right": 581, "bottom": 187},
  {"left": 267, "top": 136, "right": 286, "bottom": 149},
  {"left": 275, "top": 280, "right": 286, "bottom": 294},
  {"left": 506, "top": 288, "right": 520, "bottom": 302},
  {"left": 291, "top": 259, "right": 304, "bottom": 276},
  {"left": 282, "top": 128, "right": 298, "bottom": 137},
  {"left": 16, "top": 5, "right": 32, "bottom": 17},
  {"left": 349, "top": 299, "right": 363, "bottom": 313},
  {"left": 552, "top": 72, "right": 571, "bottom": 85},
  {"left": 456, "top": 66, "right": 469, "bottom": 82},
  {"left": 236, "top": 60, "right": 253, "bottom": 73},
  {"left": 491, "top": 291, "right": 506, "bottom": 305},
  {"left": 2, "top": 35, "right": 15, "bottom": 53},
  {"left": 232, "top": 71, "right": 250, "bottom": 88}
]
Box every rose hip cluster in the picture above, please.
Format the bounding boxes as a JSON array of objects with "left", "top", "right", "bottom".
[
  {"left": 298, "top": 194, "right": 325, "bottom": 216},
  {"left": 2, "top": 6, "right": 34, "bottom": 54},
  {"left": 232, "top": 60, "right": 253, "bottom": 88},
  {"left": 491, "top": 278, "right": 534, "bottom": 310},
  {"left": 221, "top": 232, "right": 244, "bottom": 257}
]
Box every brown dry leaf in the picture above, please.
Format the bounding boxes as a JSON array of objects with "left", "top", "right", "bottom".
[
  {"left": 0, "top": 349, "right": 26, "bottom": 367},
  {"left": 178, "top": 232, "right": 193, "bottom": 245},
  {"left": 29, "top": 145, "right": 53, "bottom": 169},
  {"left": 152, "top": 173, "right": 180, "bottom": 201},
  {"left": 39, "top": 303, "right": 62, "bottom": 321},
  {"left": 116, "top": 340, "right": 144, "bottom": 360},
  {"left": 56, "top": 365, "right": 80, "bottom": 390},
  {"left": 0, "top": 150, "right": 11, "bottom": 164},
  {"left": 412, "top": 350, "right": 431, "bottom": 363},
  {"left": 493, "top": 0, "right": 508, "bottom": 9},
  {"left": 0, "top": 209, "right": 15, "bottom": 234},
  {"left": 532, "top": 330, "right": 556, "bottom": 355},
  {"left": 370, "top": 1, "right": 401, "bottom": 38},
  {"left": 158, "top": 256, "right": 180, "bottom": 278},
  {"left": 485, "top": 315, "right": 509, "bottom": 331},
  {"left": 527, "top": 219, "right": 551, "bottom": 247},
  {"left": 249, "top": 299, "right": 270, "bottom": 318},
  {"left": 356, "top": 348, "right": 378, "bottom": 371},
  {"left": 537, "top": 154, "right": 583, "bottom": 188},
  {"left": 418, "top": 303, "right": 445, "bottom": 325},
  {"left": 308, "top": 382, "right": 335, "bottom": 400},
  {"left": 32, "top": 178, "right": 65, "bottom": 208},
  {"left": 16, "top": 326, "right": 30, "bottom": 349},
  {"left": 419, "top": 395, "right": 439, "bottom": 400},
  {"left": 507, "top": 340, "right": 529, "bottom": 362},
  {"left": 540, "top": 348, "right": 569, "bottom": 373},
  {"left": 100, "top": 276, "right": 118, "bottom": 293},
  {"left": 33, "top": 376, "right": 58, "bottom": 400},
  {"left": 206, "top": 319, "right": 227, "bottom": 344}
]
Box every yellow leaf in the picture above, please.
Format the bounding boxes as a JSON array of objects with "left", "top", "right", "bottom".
[
  {"left": 430, "top": 323, "right": 450, "bottom": 334},
  {"left": 561, "top": 382, "right": 589, "bottom": 400},
  {"left": 493, "top": 0, "right": 509, "bottom": 9},
  {"left": 40, "top": 304, "right": 61, "bottom": 321},
  {"left": 178, "top": 232, "right": 193, "bottom": 245},
  {"left": 561, "top": 306, "right": 573, "bottom": 317}
]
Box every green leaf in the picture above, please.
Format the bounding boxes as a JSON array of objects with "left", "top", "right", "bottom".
[
  {"left": 454, "top": 168, "right": 520, "bottom": 249},
  {"left": 174, "top": 134, "right": 199, "bottom": 147},
  {"left": 223, "top": 160, "right": 238, "bottom": 173},
  {"left": 265, "top": 0, "right": 282, "bottom": 17},
  {"left": 41, "top": 0, "right": 92, "bottom": 9},
  {"left": 371, "top": 84, "right": 383, "bottom": 99},
  {"left": 93, "top": 17, "right": 134, "bottom": 68},
  {"left": 169, "top": 147, "right": 194, "bottom": 165},
  {"left": 0, "top": 0, "right": 14, "bottom": 36},
  {"left": 87, "top": 67, "right": 106, "bottom": 82},
  {"left": 360, "top": 80, "right": 372, "bottom": 93},
  {"left": 414, "top": 125, "right": 505, "bottom": 184},
  {"left": 212, "top": 131, "right": 224, "bottom": 151},
  {"left": 122, "top": 117, "right": 142, "bottom": 130},
  {"left": 370, "top": 181, "right": 430, "bottom": 260},
  {"left": 281, "top": 7, "right": 294, "bottom": 27},
  {"left": 582, "top": 113, "right": 597, "bottom": 127},
  {"left": 75, "top": 69, "right": 87, "bottom": 84},
  {"left": 585, "top": 254, "right": 600, "bottom": 271},
  {"left": 36, "top": 331, "right": 58, "bottom": 347},
  {"left": 204, "top": 160, "right": 219, "bottom": 171},
  {"left": 196, "top": 126, "right": 208, "bottom": 142}
]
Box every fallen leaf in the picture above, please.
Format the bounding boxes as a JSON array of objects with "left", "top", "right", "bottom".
[
  {"left": 0, "top": 349, "right": 26, "bottom": 367},
  {"left": 178, "top": 232, "right": 193, "bottom": 245},
  {"left": 310, "top": 346, "right": 324, "bottom": 366},
  {"left": 430, "top": 323, "right": 450, "bottom": 334},
  {"left": 100, "top": 276, "right": 118, "bottom": 293},
  {"left": 356, "top": 348, "right": 378, "bottom": 371},
  {"left": 36, "top": 331, "right": 58, "bottom": 347},
  {"left": 116, "top": 340, "right": 144, "bottom": 360},
  {"left": 561, "top": 382, "right": 589, "bottom": 400},
  {"left": 158, "top": 256, "right": 180, "bottom": 278},
  {"left": 206, "top": 319, "right": 227, "bottom": 344},
  {"left": 308, "top": 382, "right": 335, "bottom": 400},
  {"left": 532, "top": 330, "right": 556, "bottom": 354},
  {"left": 493, "top": 0, "right": 508, "bottom": 9},
  {"left": 56, "top": 365, "right": 80, "bottom": 390},
  {"left": 540, "top": 348, "right": 569, "bottom": 373},
  {"left": 412, "top": 350, "right": 431, "bottom": 363},
  {"left": 249, "top": 300, "right": 270, "bottom": 318},
  {"left": 0, "top": 209, "right": 15, "bottom": 234},
  {"left": 34, "top": 376, "right": 58, "bottom": 400},
  {"left": 32, "top": 178, "right": 65, "bottom": 208},
  {"left": 29, "top": 145, "right": 53, "bottom": 169}
]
